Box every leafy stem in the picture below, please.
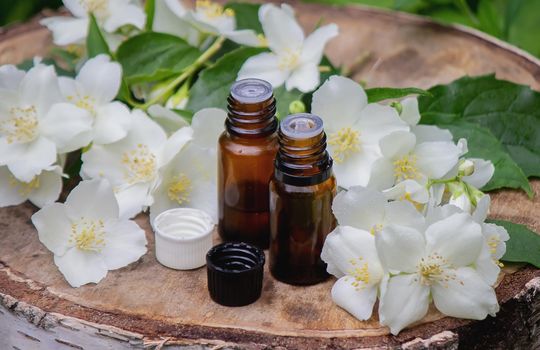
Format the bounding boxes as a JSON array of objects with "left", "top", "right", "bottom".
[{"left": 133, "top": 36, "right": 226, "bottom": 110}]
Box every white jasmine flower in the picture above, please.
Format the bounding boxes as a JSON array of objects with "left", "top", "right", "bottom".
[
  {"left": 81, "top": 110, "right": 193, "bottom": 218},
  {"left": 311, "top": 76, "right": 409, "bottom": 188},
  {"left": 237, "top": 4, "right": 338, "bottom": 92},
  {"left": 154, "top": 0, "right": 260, "bottom": 47},
  {"left": 369, "top": 130, "right": 463, "bottom": 191},
  {"left": 186, "top": 0, "right": 262, "bottom": 46},
  {"left": 0, "top": 165, "right": 63, "bottom": 208},
  {"left": 425, "top": 200, "right": 506, "bottom": 286},
  {"left": 470, "top": 196, "right": 509, "bottom": 284},
  {"left": 432, "top": 158, "right": 495, "bottom": 214},
  {"left": 60, "top": 55, "right": 131, "bottom": 144},
  {"left": 332, "top": 186, "right": 425, "bottom": 235},
  {"left": 412, "top": 124, "right": 454, "bottom": 143},
  {"left": 150, "top": 108, "right": 226, "bottom": 222},
  {"left": 383, "top": 179, "right": 430, "bottom": 211},
  {"left": 0, "top": 63, "right": 93, "bottom": 182},
  {"left": 462, "top": 158, "right": 495, "bottom": 189},
  {"left": 31, "top": 179, "right": 147, "bottom": 287},
  {"left": 153, "top": 0, "right": 198, "bottom": 45},
  {"left": 394, "top": 97, "right": 457, "bottom": 145},
  {"left": 376, "top": 213, "right": 499, "bottom": 335},
  {"left": 40, "top": 0, "right": 146, "bottom": 46},
  {"left": 0, "top": 65, "right": 25, "bottom": 90},
  {"left": 147, "top": 104, "right": 190, "bottom": 136},
  {"left": 398, "top": 97, "right": 421, "bottom": 126},
  {"left": 320, "top": 225, "right": 384, "bottom": 320}
]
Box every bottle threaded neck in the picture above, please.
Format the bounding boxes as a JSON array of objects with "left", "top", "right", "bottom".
[
  {"left": 275, "top": 113, "right": 333, "bottom": 186},
  {"left": 226, "top": 79, "right": 277, "bottom": 138}
]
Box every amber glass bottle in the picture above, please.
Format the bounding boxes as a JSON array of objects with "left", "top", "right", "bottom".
[
  {"left": 218, "top": 79, "right": 278, "bottom": 249},
  {"left": 269, "top": 113, "right": 337, "bottom": 285}
]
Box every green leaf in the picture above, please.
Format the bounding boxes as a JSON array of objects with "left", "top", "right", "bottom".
[
  {"left": 420, "top": 6, "right": 477, "bottom": 27},
  {"left": 490, "top": 219, "right": 540, "bottom": 268},
  {"left": 507, "top": 1, "right": 540, "bottom": 58},
  {"left": 86, "top": 14, "right": 110, "bottom": 58},
  {"left": 419, "top": 74, "right": 540, "bottom": 179},
  {"left": 225, "top": 2, "right": 262, "bottom": 33},
  {"left": 438, "top": 121, "right": 533, "bottom": 196},
  {"left": 477, "top": 0, "right": 504, "bottom": 38},
  {"left": 186, "top": 47, "right": 265, "bottom": 112},
  {"left": 366, "top": 87, "right": 431, "bottom": 103},
  {"left": 172, "top": 108, "right": 194, "bottom": 124},
  {"left": 117, "top": 33, "right": 202, "bottom": 84},
  {"left": 145, "top": 0, "right": 155, "bottom": 31}
]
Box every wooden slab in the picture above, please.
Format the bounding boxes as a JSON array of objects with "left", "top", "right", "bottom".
[{"left": 1, "top": 1, "right": 540, "bottom": 349}]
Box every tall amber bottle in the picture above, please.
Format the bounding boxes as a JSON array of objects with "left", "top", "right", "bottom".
[
  {"left": 218, "top": 79, "right": 278, "bottom": 248},
  {"left": 270, "top": 113, "right": 337, "bottom": 285}
]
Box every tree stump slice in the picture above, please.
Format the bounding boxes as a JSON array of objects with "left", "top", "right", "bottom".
[{"left": 1, "top": 2, "right": 539, "bottom": 349}]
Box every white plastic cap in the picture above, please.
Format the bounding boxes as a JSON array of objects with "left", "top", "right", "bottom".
[{"left": 153, "top": 208, "right": 214, "bottom": 270}]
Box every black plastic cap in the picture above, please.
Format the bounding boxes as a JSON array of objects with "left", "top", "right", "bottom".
[{"left": 206, "top": 242, "right": 265, "bottom": 307}]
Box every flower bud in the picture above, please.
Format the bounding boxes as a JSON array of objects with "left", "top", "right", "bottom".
[
  {"left": 289, "top": 100, "right": 306, "bottom": 114},
  {"left": 390, "top": 101, "right": 403, "bottom": 115},
  {"left": 458, "top": 159, "right": 475, "bottom": 177},
  {"left": 449, "top": 193, "right": 472, "bottom": 213},
  {"left": 165, "top": 82, "right": 190, "bottom": 109}
]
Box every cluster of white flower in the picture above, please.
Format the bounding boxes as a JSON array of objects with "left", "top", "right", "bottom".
[
  {"left": 0, "top": 55, "right": 132, "bottom": 208},
  {"left": 80, "top": 106, "right": 224, "bottom": 221},
  {"left": 3, "top": 0, "right": 512, "bottom": 334},
  {"left": 41, "top": 0, "right": 146, "bottom": 49},
  {"left": 42, "top": 0, "right": 262, "bottom": 50},
  {"left": 237, "top": 4, "right": 338, "bottom": 92},
  {"left": 3, "top": 55, "right": 225, "bottom": 287},
  {"left": 154, "top": 0, "right": 262, "bottom": 47},
  {"left": 311, "top": 75, "right": 493, "bottom": 216},
  {"left": 316, "top": 76, "right": 508, "bottom": 334}
]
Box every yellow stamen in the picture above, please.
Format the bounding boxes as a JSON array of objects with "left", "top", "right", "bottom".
[
  {"left": 0, "top": 106, "right": 39, "bottom": 144},
  {"left": 328, "top": 127, "right": 361, "bottom": 163},
  {"left": 9, "top": 174, "right": 40, "bottom": 196},
  {"left": 67, "top": 94, "right": 97, "bottom": 115},
  {"left": 80, "top": 0, "right": 109, "bottom": 17},
  {"left": 416, "top": 253, "right": 458, "bottom": 287},
  {"left": 257, "top": 34, "right": 268, "bottom": 47},
  {"left": 167, "top": 174, "right": 192, "bottom": 204},
  {"left": 346, "top": 257, "right": 371, "bottom": 290},
  {"left": 121, "top": 144, "right": 157, "bottom": 184},
  {"left": 69, "top": 218, "right": 106, "bottom": 252},
  {"left": 278, "top": 49, "right": 301, "bottom": 70},
  {"left": 370, "top": 223, "right": 384, "bottom": 235},
  {"left": 393, "top": 154, "right": 420, "bottom": 181},
  {"left": 401, "top": 192, "right": 424, "bottom": 211},
  {"left": 196, "top": 0, "right": 234, "bottom": 18},
  {"left": 487, "top": 235, "right": 504, "bottom": 267}
]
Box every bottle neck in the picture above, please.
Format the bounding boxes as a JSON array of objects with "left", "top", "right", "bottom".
[
  {"left": 275, "top": 130, "right": 333, "bottom": 186},
  {"left": 226, "top": 96, "right": 277, "bottom": 138}
]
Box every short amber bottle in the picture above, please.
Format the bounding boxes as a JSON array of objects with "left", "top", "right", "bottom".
[
  {"left": 218, "top": 79, "right": 278, "bottom": 249},
  {"left": 269, "top": 113, "right": 337, "bottom": 285}
]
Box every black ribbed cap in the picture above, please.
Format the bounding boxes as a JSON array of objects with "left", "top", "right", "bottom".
[{"left": 206, "top": 242, "right": 265, "bottom": 307}]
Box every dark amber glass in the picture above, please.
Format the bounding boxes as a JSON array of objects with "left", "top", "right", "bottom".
[
  {"left": 218, "top": 79, "right": 278, "bottom": 249},
  {"left": 270, "top": 113, "right": 337, "bottom": 285}
]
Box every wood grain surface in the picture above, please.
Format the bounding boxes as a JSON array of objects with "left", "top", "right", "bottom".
[{"left": 0, "top": 1, "right": 539, "bottom": 349}]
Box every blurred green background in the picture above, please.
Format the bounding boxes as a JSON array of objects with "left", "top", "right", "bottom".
[
  {"left": 0, "top": 0, "right": 62, "bottom": 26},
  {"left": 1, "top": 0, "right": 538, "bottom": 58}
]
